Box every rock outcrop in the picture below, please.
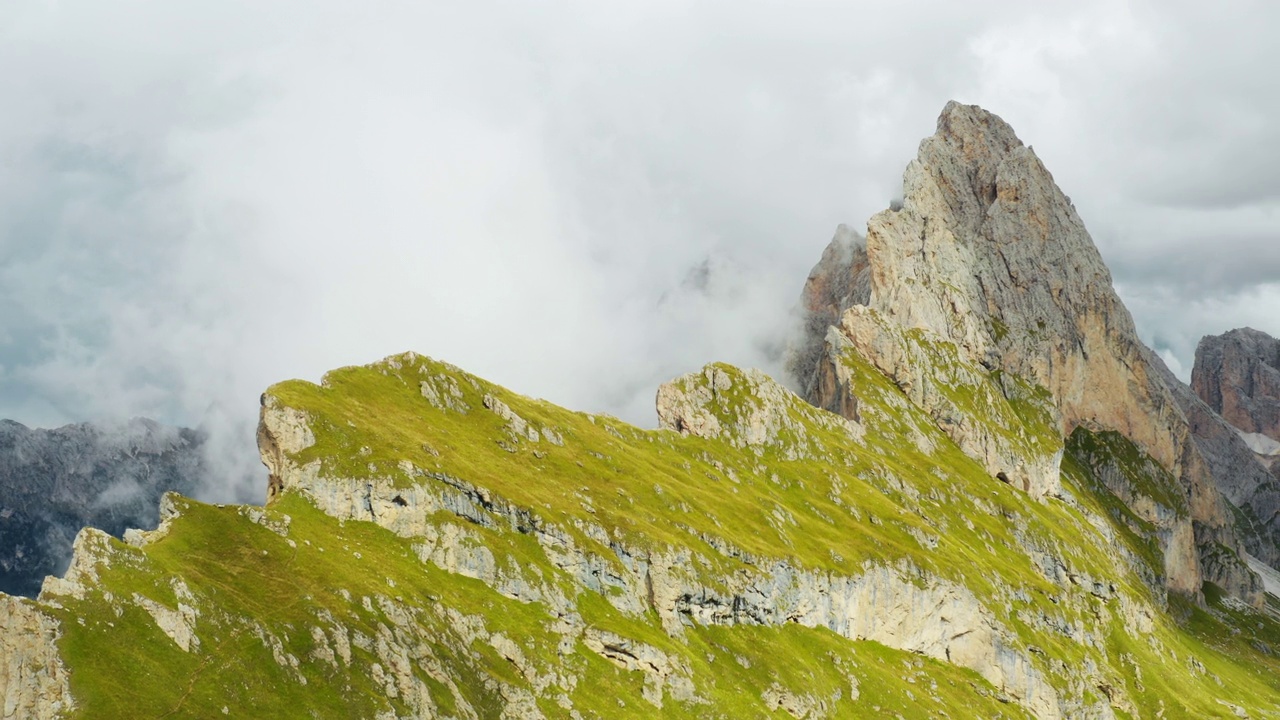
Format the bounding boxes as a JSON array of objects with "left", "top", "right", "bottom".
[
  {"left": 792, "top": 101, "right": 1260, "bottom": 602},
  {"left": 858, "top": 103, "right": 1182, "bottom": 466},
  {"left": 788, "top": 224, "right": 870, "bottom": 401},
  {"left": 1148, "top": 348, "right": 1280, "bottom": 568},
  {"left": 1194, "top": 328, "right": 1280, "bottom": 445},
  {"left": 0, "top": 595, "right": 73, "bottom": 718},
  {"left": 0, "top": 418, "right": 206, "bottom": 597},
  {"left": 655, "top": 363, "right": 864, "bottom": 453},
  {"left": 837, "top": 306, "right": 1064, "bottom": 498}
]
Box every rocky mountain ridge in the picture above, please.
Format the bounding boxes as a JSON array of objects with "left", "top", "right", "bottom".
[
  {"left": 1194, "top": 327, "right": 1280, "bottom": 466},
  {"left": 791, "top": 101, "right": 1264, "bottom": 604},
  {"left": 0, "top": 418, "right": 206, "bottom": 597},
  {"left": 6, "top": 345, "right": 1277, "bottom": 718},
  {"left": 1145, "top": 349, "right": 1280, "bottom": 569}
]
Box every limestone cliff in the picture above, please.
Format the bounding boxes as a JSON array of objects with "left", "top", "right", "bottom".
[
  {"left": 0, "top": 595, "right": 72, "bottom": 719},
  {"left": 788, "top": 223, "right": 870, "bottom": 402},
  {"left": 1148, "top": 348, "right": 1280, "bottom": 569},
  {"left": 1193, "top": 328, "right": 1280, "bottom": 445},
  {"left": 792, "top": 101, "right": 1259, "bottom": 602}
]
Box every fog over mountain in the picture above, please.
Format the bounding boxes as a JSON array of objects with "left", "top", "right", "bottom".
[
  {"left": 0, "top": 419, "right": 207, "bottom": 597},
  {"left": 1, "top": 1, "right": 1277, "bottom": 499}
]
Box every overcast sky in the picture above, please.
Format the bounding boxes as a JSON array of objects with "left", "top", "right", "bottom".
[{"left": 2, "top": 1, "right": 1277, "bottom": 500}]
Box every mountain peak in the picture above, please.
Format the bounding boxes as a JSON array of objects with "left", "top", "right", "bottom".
[
  {"left": 793, "top": 101, "right": 1261, "bottom": 601},
  {"left": 933, "top": 101, "right": 1024, "bottom": 176},
  {"left": 1193, "top": 326, "right": 1280, "bottom": 442},
  {"left": 864, "top": 102, "right": 1153, "bottom": 458}
]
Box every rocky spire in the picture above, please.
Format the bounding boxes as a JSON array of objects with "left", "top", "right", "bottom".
[
  {"left": 1193, "top": 327, "right": 1280, "bottom": 445},
  {"left": 792, "top": 101, "right": 1261, "bottom": 602},
  {"left": 863, "top": 102, "right": 1182, "bottom": 465},
  {"left": 787, "top": 223, "right": 870, "bottom": 403}
]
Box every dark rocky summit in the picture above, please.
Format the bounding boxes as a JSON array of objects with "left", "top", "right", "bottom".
[
  {"left": 1177, "top": 327, "right": 1280, "bottom": 567},
  {"left": 788, "top": 223, "right": 870, "bottom": 403},
  {"left": 1147, "top": 349, "right": 1280, "bottom": 567},
  {"left": 0, "top": 418, "right": 205, "bottom": 596},
  {"left": 1193, "top": 327, "right": 1280, "bottom": 447}
]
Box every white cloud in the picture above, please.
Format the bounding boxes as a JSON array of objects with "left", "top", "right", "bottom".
[{"left": 1, "top": 0, "right": 1277, "bottom": 500}]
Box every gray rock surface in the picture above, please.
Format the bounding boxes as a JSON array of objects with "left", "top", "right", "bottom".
[
  {"left": 861, "top": 102, "right": 1180, "bottom": 473},
  {"left": 788, "top": 224, "right": 870, "bottom": 401},
  {"left": 838, "top": 305, "right": 1064, "bottom": 498},
  {"left": 1193, "top": 328, "right": 1280, "bottom": 443},
  {"left": 791, "top": 101, "right": 1260, "bottom": 602},
  {"left": 0, "top": 594, "right": 73, "bottom": 718},
  {"left": 655, "top": 364, "right": 863, "bottom": 454},
  {"left": 1147, "top": 348, "right": 1280, "bottom": 568},
  {"left": 0, "top": 418, "right": 205, "bottom": 597}
]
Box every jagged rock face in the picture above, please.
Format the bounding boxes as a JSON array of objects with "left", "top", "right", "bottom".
[
  {"left": 654, "top": 363, "right": 864, "bottom": 452},
  {"left": 1147, "top": 348, "right": 1280, "bottom": 569},
  {"left": 838, "top": 306, "right": 1064, "bottom": 498},
  {"left": 1193, "top": 328, "right": 1280, "bottom": 443},
  {"left": 788, "top": 224, "right": 870, "bottom": 400},
  {"left": 862, "top": 102, "right": 1181, "bottom": 470},
  {"left": 1065, "top": 426, "right": 1202, "bottom": 595},
  {"left": 0, "top": 418, "right": 205, "bottom": 597},
  {"left": 0, "top": 595, "right": 73, "bottom": 718},
  {"left": 793, "top": 101, "right": 1260, "bottom": 602}
]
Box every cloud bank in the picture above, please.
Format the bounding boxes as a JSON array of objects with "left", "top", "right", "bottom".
[{"left": 1, "top": 0, "right": 1276, "bottom": 501}]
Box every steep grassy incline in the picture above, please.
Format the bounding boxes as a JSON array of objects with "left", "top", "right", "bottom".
[
  {"left": 38, "top": 494, "right": 1031, "bottom": 719},
  {"left": 13, "top": 344, "right": 1280, "bottom": 718}
]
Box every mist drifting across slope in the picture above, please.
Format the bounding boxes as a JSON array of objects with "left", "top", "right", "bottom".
[{"left": 1, "top": 1, "right": 1277, "bottom": 499}]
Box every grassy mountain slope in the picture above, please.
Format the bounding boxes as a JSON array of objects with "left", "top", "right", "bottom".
[{"left": 15, "top": 340, "right": 1280, "bottom": 718}]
